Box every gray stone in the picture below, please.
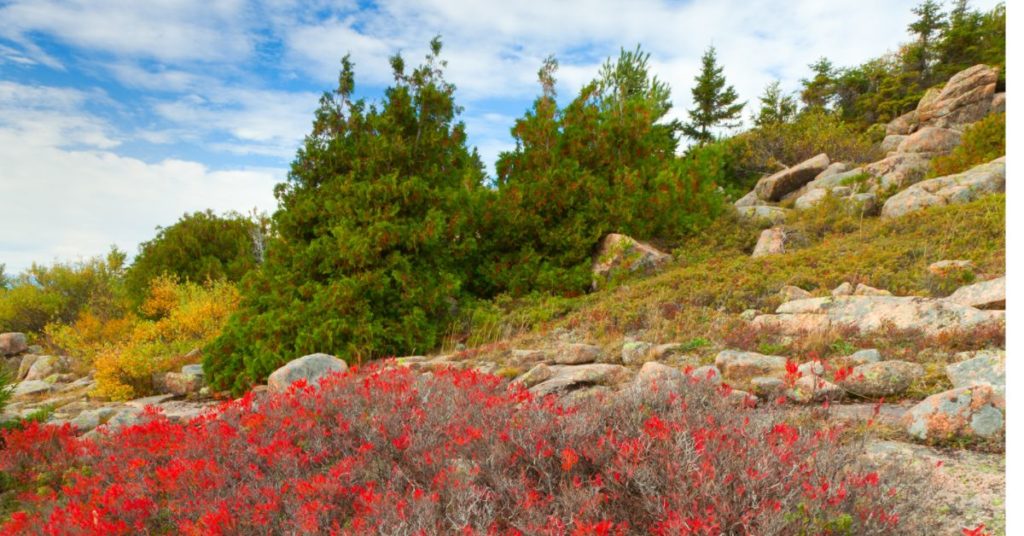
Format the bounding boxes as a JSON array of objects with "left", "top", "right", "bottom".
[
  {"left": 755, "top": 153, "right": 831, "bottom": 201},
  {"left": 752, "top": 226, "right": 791, "bottom": 257},
  {"left": 621, "top": 341, "right": 654, "bottom": 365},
  {"left": 946, "top": 350, "right": 1004, "bottom": 394},
  {"left": 863, "top": 153, "right": 932, "bottom": 191},
  {"left": 750, "top": 376, "right": 786, "bottom": 397},
  {"left": 24, "top": 355, "right": 68, "bottom": 382},
  {"left": 13, "top": 380, "right": 52, "bottom": 397},
  {"left": 904, "top": 385, "right": 1004, "bottom": 440},
  {"left": 714, "top": 350, "right": 787, "bottom": 391},
  {"left": 529, "top": 364, "right": 631, "bottom": 397},
  {"left": 779, "top": 285, "right": 811, "bottom": 302},
  {"left": 916, "top": 64, "right": 998, "bottom": 129},
  {"left": 831, "top": 282, "right": 854, "bottom": 297},
  {"left": 882, "top": 157, "right": 1004, "bottom": 219},
  {"left": 16, "top": 354, "right": 38, "bottom": 381},
  {"left": 554, "top": 343, "right": 602, "bottom": 365},
  {"left": 788, "top": 376, "right": 844, "bottom": 403},
  {"left": 0, "top": 333, "right": 28, "bottom": 356},
  {"left": 853, "top": 283, "right": 891, "bottom": 296},
  {"left": 895, "top": 126, "right": 961, "bottom": 154},
  {"left": 842, "top": 349, "right": 882, "bottom": 366},
  {"left": 733, "top": 190, "right": 760, "bottom": 208},
  {"left": 757, "top": 295, "right": 1003, "bottom": 337},
  {"left": 515, "top": 363, "right": 557, "bottom": 388},
  {"left": 591, "top": 233, "right": 670, "bottom": 289},
  {"left": 736, "top": 205, "right": 790, "bottom": 225},
  {"left": 689, "top": 365, "right": 722, "bottom": 384},
  {"left": 634, "top": 362, "right": 686, "bottom": 393},
  {"left": 991, "top": 92, "right": 1005, "bottom": 114},
  {"left": 267, "top": 353, "right": 348, "bottom": 393},
  {"left": 837, "top": 360, "right": 924, "bottom": 398},
  {"left": 945, "top": 277, "right": 1004, "bottom": 309},
  {"left": 880, "top": 134, "right": 906, "bottom": 153}
]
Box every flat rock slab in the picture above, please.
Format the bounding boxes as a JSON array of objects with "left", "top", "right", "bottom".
[
  {"left": 946, "top": 350, "right": 1004, "bottom": 393},
  {"left": 755, "top": 153, "right": 830, "bottom": 201},
  {"left": 945, "top": 277, "right": 1005, "bottom": 309},
  {"left": 268, "top": 353, "right": 348, "bottom": 393},
  {"left": 755, "top": 295, "right": 1004, "bottom": 337},
  {"left": 881, "top": 157, "right": 1004, "bottom": 219}
]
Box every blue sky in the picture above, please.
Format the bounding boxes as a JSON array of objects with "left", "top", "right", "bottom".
[{"left": 0, "top": 0, "right": 1000, "bottom": 272}]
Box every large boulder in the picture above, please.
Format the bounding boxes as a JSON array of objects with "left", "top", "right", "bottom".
[
  {"left": 754, "top": 295, "right": 1003, "bottom": 337},
  {"left": 945, "top": 277, "right": 1005, "bottom": 310},
  {"left": 836, "top": 361, "right": 924, "bottom": 398},
  {"left": 0, "top": 333, "right": 28, "bottom": 356},
  {"left": 554, "top": 343, "right": 602, "bottom": 365},
  {"left": 895, "top": 126, "right": 961, "bottom": 155},
  {"left": 529, "top": 364, "right": 631, "bottom": 397},
  {"left": 23, "top": 355, "right": 69, "bottom": 382},
  {"left": 591, "top": 233, "right": 670, "bottom": 289},
  {"left": 267, "top": 353, "right": 348, "bottom": 393},
  {"left": 754, "top": 153, "right": 830, "bottom": 201},
  {"left": 620, "top": 341, "right": 654, "bottom": 365},
  {"left": 904, "top": 385, "right": 1004, "bottom": 441},
  {"left": 714, "top": 350, "right": 787, "bottom": 391},
  {"left": 915, "top": 64, "right": 999, "bottom": 129},
  {"left": 946, "top": 350, "right": 1004, "bottom": 394},
  {"left": 633, "top": 362, "right": 687, "bottom": 393},
  {"left": 514, "top": 363, "right": 557, "bottom": 388},
  {"left": 879, "top": 134, "right": 906, "bottom": 153},
  {"left": 881, "top": 157, "right": 1005, "bottom": 219}
]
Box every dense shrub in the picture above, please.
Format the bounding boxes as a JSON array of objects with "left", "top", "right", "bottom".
[
  {"left": 479, "top": 49, "right": 724, "bottom": 296},
  {"left": 0, "top": 366, "right": 940, "bottom": 534},
  {"left": 0, "top": 250, "right": 126, "bottom": 335},
  {"left": 928, "top": 112, "right": 1004, "bottom": 177},
  {"left": 204, "top": 39, "right": 486, "bottom": 393},
  {"left": 731, "top": 110, "right": 880, "bottom": 185},
  {"left": 124, "top": 210, "right": 265, "bottom": 305},
  {"left": 55, "top": 276, "right": 240, "bottom": 401}
]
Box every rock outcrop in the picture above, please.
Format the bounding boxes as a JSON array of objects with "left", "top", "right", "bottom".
[
  {"left": 753, "top": 295, "right": 1003, "bottom": 337},
  {"left": 591, "top": 233, "right": 670, "bottom": 289},
  {"left": 915, "top": 64, "right": 999, "bottom": 129},
  {"left": 946, "top": 349, "right": 1004, "bottom": 394},
  {"left": 714, "top": 350, "right": 787, "bottom": 391},
  {"left": 881, "top": 157, "right": 1005, "bottom": 219},
  {"left": 945, "top": 276, "right": 1005, "bottom": 309},
  {"left": 836, "top": 361, "right": 924, "bottom": 398}
]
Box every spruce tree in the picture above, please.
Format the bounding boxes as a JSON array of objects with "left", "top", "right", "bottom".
[
  {"left": 682, "top": 46, "right": 745, "bottom": 145},
  {"left": 205, "top": 37, "right": 486, "bottom": 393},
  {"left": 754, "top": 80, "right": 797, "bottom": 127},
  {"left": 907, "top": 0, "right": 947, "bottom": 84},
  {"left": 800, "top": 57, "right": 836, "bottom": 110}
]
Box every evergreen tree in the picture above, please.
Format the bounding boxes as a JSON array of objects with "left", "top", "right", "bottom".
[
  {"left": 205, "top": 37, "right": 486, "bottom": 393},
  {"left": 682, "top": 46, "right": 745, "bottom": 145},
  {"left": 800, "top": 57, "right": 836, "bottom": 110},
  {"left": 906, "top": 0, "right": 947, "bottom": 84},
  {"left": 753, "top": 80, "right": 797, "bottom": 127}
]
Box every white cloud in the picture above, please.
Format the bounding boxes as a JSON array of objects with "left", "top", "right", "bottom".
[
  {"left": 0, "top": 0, "right": 254, "bottom": 63},
  {"left": 0, "top": 81, "right": 281, "bottom": 272}
]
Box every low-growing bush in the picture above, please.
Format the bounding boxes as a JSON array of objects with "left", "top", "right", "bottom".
[
  {"left": 85, "top": 276, "right": 240, "bottom": 401},
  {"left": 0, "top": 250, "right": 126, "bottom": 335},
  {"left": 928, "top": 112, "right": 1005, "bottom": 177},
  {"left": 0, "top": 365, "right": 940, "bottom": 534}
]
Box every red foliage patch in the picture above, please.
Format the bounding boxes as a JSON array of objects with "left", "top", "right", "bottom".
[{"left": 1, "top": 364, "right": 934, "bottom": 534}]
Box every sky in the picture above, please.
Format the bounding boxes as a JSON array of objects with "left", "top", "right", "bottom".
[{"left": 0, "top": 0, "right": 1002, "bottom": 273}]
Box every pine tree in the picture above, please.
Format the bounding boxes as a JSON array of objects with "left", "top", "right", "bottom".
[
  {"left": 205, "top": 37, "right": 486, "bottom": 393},
  {"left": 682, "top": 46, "right": 745, "bottom": 145},
  {"left": 800, "top": 57, "right": 836, "bottom": 110},
  {"left": 754, "top": 80, "right": 797, "bottom": 127},
  {"left": 907, "top": 0, "right": 948, "bottom": 84}
]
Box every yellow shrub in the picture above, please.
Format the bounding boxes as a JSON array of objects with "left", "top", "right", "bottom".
[
  {"left": 91, "top": 277, "right": 240, "bottom": 401},
  {"left": 45, "top": 312, "right": 137, "bottom": 374}
]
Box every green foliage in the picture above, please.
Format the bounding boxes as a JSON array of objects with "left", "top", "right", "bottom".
[
  {"left": 682, "top": 46, "right": 745, "bottom": 144},
  {"left": 753, "top": 80, "right": 797, "bottom": 127},
  {"left": 205, "top": 39, "right": 487, "bottom": 393},
  {"left": 124, "top": 210, "right": 265, "bottom": 305},
  {"left": 906, "top": 0, "right": 947, "bottom": 81},
  {"left": 0, "top": 249, "right": 127, "bottom": 334},
  {"left": 732, "top": 109, "right": 880, "bottom": 180},
  {"left": 800, "top": 57, "right": 837, "bottom": 110},
  {"left": 0, "top": 367, "right": 12, "bottom": 421},
  {"left": 929, "top": 112, "right": 1004, "bottom": 177},
  {"left": 479, "top": 46, "right": 724, "bottom": 297}
]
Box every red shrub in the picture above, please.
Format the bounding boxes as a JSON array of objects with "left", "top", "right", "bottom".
[{"left": 1, "top": 365, "right": 937, "bottom": 534}]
